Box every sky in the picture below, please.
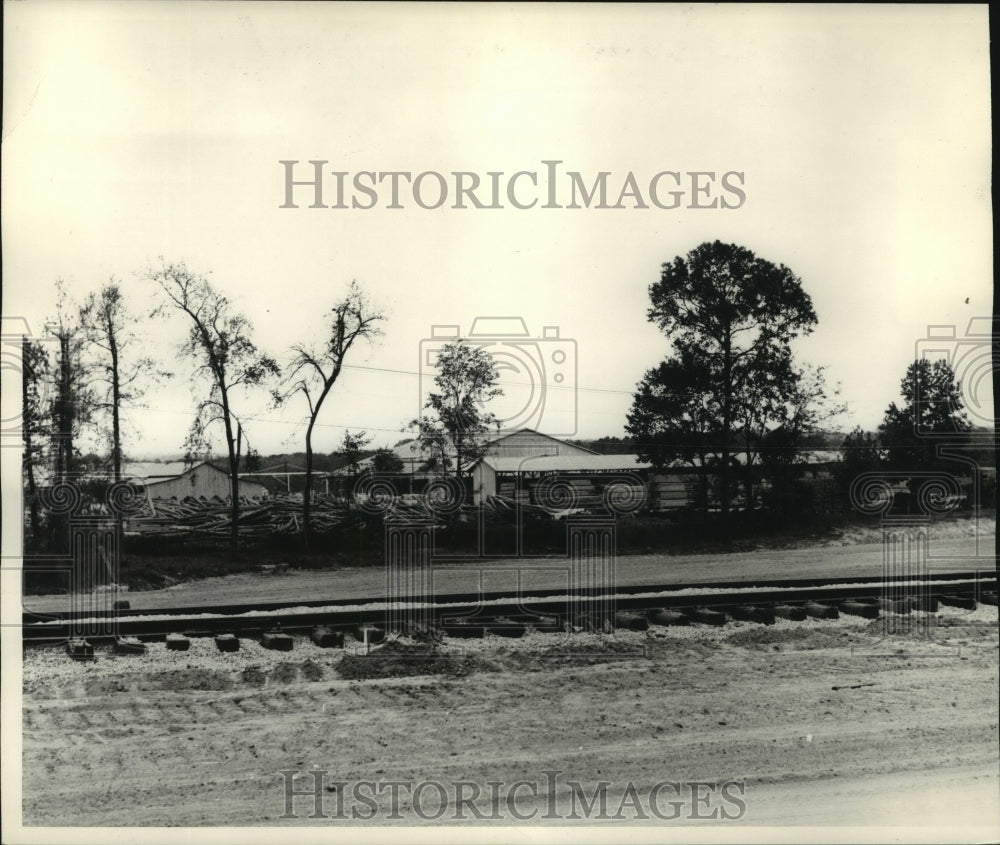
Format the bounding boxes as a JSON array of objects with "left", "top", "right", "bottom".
[{"left": 2, "top": 2, "right": 993, "bottom": 460}]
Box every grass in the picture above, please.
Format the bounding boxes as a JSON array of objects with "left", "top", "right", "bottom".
[{"left": 22, "top": 510, "right": 987, "bottom": 595}]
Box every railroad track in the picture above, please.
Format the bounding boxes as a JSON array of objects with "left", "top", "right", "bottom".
[{"left": 22, "top": 571, "right": 998, "bottom": 649}]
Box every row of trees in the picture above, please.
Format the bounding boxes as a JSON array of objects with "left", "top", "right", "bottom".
[
  {"left": 24, "top": 242, "right": 983, "bottom": 559},
  {"left": 24, "top": 266, "right": 390, "bottom": 557},
  {"left": 625, "top": 241, "right": 980, "bottom": 525}
]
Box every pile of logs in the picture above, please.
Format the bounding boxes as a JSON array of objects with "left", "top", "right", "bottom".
[
  {"left": 126, "top": 489, "right": 607, "bottom": 539},
  {"left": 130, "top": 495, "right": 360, "bottom": 537}
]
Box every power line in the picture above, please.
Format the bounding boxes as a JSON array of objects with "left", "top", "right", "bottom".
[{"left": 338, "top": 362, "right": 636, "bottom": 396}]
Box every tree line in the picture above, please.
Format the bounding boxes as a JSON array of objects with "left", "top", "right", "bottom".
[
  {"left": 624, "top": 241, "right": 986, "bottom": 526},
  {"left": 22, "top": 244, "right": 987, "bottom": 560},
  {"left": 23, "top": 264, "right": 388, "bottom": 558}
]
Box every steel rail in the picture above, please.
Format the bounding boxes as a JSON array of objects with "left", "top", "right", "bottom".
[
  {"left": 22, "top": 569, "right": 997, "bottom": 624},
  {"left": 22, "top": 574, "right": 996, "bottom": 646}
]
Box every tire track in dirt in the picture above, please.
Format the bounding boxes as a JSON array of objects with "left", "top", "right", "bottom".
[{"left": 20, "top": 608, "right": 998, "bottom": 827}]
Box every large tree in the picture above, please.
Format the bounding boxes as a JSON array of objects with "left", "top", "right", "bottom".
[
  {"left": 43, "top": 282, "right": 96, "bottom": 552},
  {"left": 278, "top": 281, "right": 384, "bottom": 543},
  {"left": 878, "top": 359, "right": 971, "bottom": 470},
  {"left": 151, "top": 263, "right": 279, "bottom": 558},
  {"left": 626, "top": 241, "right": 818, "bottom": 523},
  {"left": 21, "top": 338, "right": 51, "bottom": 545},
  {"left": 411, "top": 341, "right": 502, "bottom": 480},
  {"left": 79, "top": 280, "right": 164, "bottom": 483},
  {"left": 46, "top": 281, "right": 92, "bottom": 487},
  {"left": 80, "top": 280, "right": 167, "bottom": 543}
]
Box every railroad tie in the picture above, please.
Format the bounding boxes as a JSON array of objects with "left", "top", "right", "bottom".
[
  {"left": 215, "top": 633, "right": 240, "bottom": 652},
  {"left": 877, "top": 597, "right": 913, "bottom": 615},
  {"left": 684, "top": 607, "right": 727, "bottom": 626},
  {"left": 354, "top": 624, "right": 386, "bottom": 645},
  {"left": 262, "top": 629, "right": 294, "bottom": 651},
  {"left": 165, "top": 633, "right": 191, "bottom": 651},
  {"left": 528, "top": 615, "right": 562, "bottom": 633},
  {"left": 908, "top": 595, "right": 939, "bottom": 613},
  {"left": 488, "top": 617, "right": 526, "bottom": 638},
  {"left": 310, "top": 627, "right": 344, "bottom": 648},
  {"left": 114, "top": 636, "right": 146, "bottom": 656},
  {"left": 727, "top": 605, "right": 775, "bottom": 625},
  {"left": 939, "top": 594, "right": 978, "bottom": 611},
  {"left": 66, "top": 638, "right": 95, "bottom": 661},
  {"left": 648, "top": 609, "right": 690, "bottom": 627},
  {"left": 804, "top": 602, "right": 839, "bottom": 620},
  {"left": 772, "top": 604, "right": 807, "bottom": 622},
  {"left": 614, "top": 611, "right": 650, "bottom": 631},
  {"left": 440, "top": 621, "right": 485, "bottom": 639},
  {"left": 839, "top": 601, "right": 880, "bottom": 619}
]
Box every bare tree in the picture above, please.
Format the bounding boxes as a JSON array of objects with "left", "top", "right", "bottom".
[
  {"left": 151, "top": 263, "right": 278, "bottom": 559},
  {"left": 278, "top": 281, "right": 384, "bottom": 545},
  {"left": 80, "top": 280, "right": 169, "bottom": 542}
]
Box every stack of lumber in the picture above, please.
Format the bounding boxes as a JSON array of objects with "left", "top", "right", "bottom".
[
  {"left": 127, "top": 483, "right": 632, "bottom": 539},
  {"left": 133, "top": 495, "right": 360, "bottom": 537}
]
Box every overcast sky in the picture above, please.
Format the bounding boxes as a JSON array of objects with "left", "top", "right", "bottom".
[{"left": 2, "top": 2, "right": 992, "bottom": 460}]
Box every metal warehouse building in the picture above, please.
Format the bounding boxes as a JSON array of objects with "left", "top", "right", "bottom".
[{"left": 131, "top": 461, "right": 269, "bottom": 502}]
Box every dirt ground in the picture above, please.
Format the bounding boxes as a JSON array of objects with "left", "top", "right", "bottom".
[
  {"left": 19, "top": 602, "right": 1000, "bottom": 836},
  {"left": 22, "top": 517, "right": 996, "bottom": 615}
]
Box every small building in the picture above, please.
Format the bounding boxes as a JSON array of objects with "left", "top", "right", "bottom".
[
  {"left": 131, "top": 461, "right": 268, "bottom": 502},
  {"left": 470, "top": 452, "right": 652, "bottom": 506},
  {"left": 334, "top": 428, "right": 597, "bottom": 486}
]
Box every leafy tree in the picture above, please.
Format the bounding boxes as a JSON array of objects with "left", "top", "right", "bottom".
[
  {"left": 733, "top": 346, "right": 796, "bottom": 508},
  {"left": 277, "top": 281, "right": 384, "bottom": 542},
  {"left": 372, "top": 447, "right": 405, "bottom": 474},
  {"left": 46, "top": 280, "right": 95, "bottom": 487},
  {"left": 340, "top": 429, "right": 373, "bottom": 478},
  {"left": 626, "top": 241, "right": 817, "bottom": 524},
  {"left": 833, "top": 426, "right": 883, "bottom": 497},
  {"left": 80, "top": 279, "right": 169, "bottom": 546},
  {"left": 151, "top": 262, "right": 279, "bottom": 559},
  {"left": 21, "top": 338, "right": 50, "bottom": 544},
  {"left": 757, "top": 363, "right": 847, "bottom": 511},
  {"left": 583, "top": 436, "right": 635, "bottom": 455},
  {"left": 411, "top": 341, "right": 502, "bottom": 479},
  {"left": 878, "top": 359, "right": 971, "bottom": 470},
  {"left": 79, "top": 280, "right": 166, "bottom": 484},
  {"left": 627, "top": 351, "right": 720, "bottom": 470},
  {"left": 42, "top": 282, "right": 97, "bottom": 552}
]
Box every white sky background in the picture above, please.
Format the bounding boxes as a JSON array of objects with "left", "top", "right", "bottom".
[{"left": 2, "top": 2, "right": 992, "bottom": 460}]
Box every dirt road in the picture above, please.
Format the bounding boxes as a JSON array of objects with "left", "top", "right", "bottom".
[
  {"left": 22, "top": 523, "right": 995, "bottom": 615},
  {"left": 20, "top": 603, "right": 999, "bottom": 837}
]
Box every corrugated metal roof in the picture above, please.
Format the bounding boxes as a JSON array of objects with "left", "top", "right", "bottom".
[
  {"left": 476, "top": 454, "right": 652, "bottom": 473},
  {"left": 141, "top": 462, "right": 267, "bottom": 490},
  {"left": 123, "top": 460, "right": 191, "bottom": 479}
]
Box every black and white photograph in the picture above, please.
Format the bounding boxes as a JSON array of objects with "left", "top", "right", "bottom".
[{"left": 1, "top": 3, "right": 996, "bottom": 842}]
